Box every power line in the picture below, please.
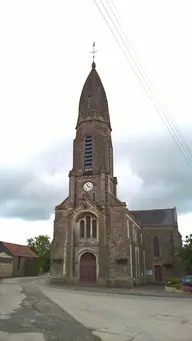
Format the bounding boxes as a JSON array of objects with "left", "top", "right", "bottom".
[
  {"left": 106, "top": 0, "right": 192, "bottom": 161},
  {"left": 93, "top": 0, "right": 192, "bottom": 169},
  {"left": 98, "top": 0, "right": 192, "bottom": 167}
]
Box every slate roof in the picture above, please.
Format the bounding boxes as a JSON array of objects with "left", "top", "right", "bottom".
[
  {"left": 130, "top": 208, "right": 176, "bottom": 228},
  {"left": 77, "top": 62, "right": 111, "bottom": 130},
  {"left": 1, "top": 242, "right": 38, "bottom": 258}
]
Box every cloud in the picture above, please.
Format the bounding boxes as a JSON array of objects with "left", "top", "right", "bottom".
[
  {"left": 0, "top": 140, "right": 72, "bottom": 221},
  {"left": 0, "top": 131, "right": 192, "bottom": 221},
  {"left": 116, "top": 130, "right": 192, "bottom": 214}
]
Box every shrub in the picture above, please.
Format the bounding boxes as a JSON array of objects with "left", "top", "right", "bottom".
[
  {"left": 170, "top": 277, "right": 180, "bottom": 285},
  {"left": 165, "top": 278, "right": 181, "bottom": 287},
  {"left": 39, "top": 267, "right": 43, "bottom": 274}
]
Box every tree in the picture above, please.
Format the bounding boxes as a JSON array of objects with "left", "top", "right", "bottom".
[
  {"left": 27, "top": 235, "right": 51, "bottom": 273},
  {"left": 180, "top": 234, "right": 192, "bottom": 274}
]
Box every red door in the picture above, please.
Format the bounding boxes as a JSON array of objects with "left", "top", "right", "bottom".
[
  {"left": 80, "top": 252, "right": 96, "bottom": 283},
  {"left": 154, "top": 265, "right": 162, "bottom": 283}
]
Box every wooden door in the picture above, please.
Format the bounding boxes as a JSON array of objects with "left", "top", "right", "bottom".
[
  {"left": 80, "top": 252, "right": 96, "bottom": 283},
  {"left": 154, "top": 265, "right": 162, "bottom": 283}
]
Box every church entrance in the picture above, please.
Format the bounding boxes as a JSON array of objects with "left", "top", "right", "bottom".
[
  {"left": 154, "top": 265, "right": 163, "bottom": 283},
  {"left": 80, "top": 252, "right": 96, "bottom": 283}
]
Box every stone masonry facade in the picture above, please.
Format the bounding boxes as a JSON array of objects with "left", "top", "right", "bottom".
[{"left": 51, "top": 62, "right": 182, "bottom": 287}]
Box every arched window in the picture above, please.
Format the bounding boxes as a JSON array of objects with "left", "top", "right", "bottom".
[
  {"left": 80, "top": 220, "right": 85, "bottom": 238},
  {"left": 79, "top": 215, "right": 98, "bottom": 239},
  {"left": 135, "top": 247, "right": 140, "bottom": 277},
  {"left": 84, "top": 135, "right": 93, "bottom": 170},
  {"left": 92, "top": 219, "right": 97, "bottom": 238},
  {"left": 153, "top": 236, "right": 160, "bottom": 257},
  {"left": 86, "top": 216, "right": 91, "bottom": 238}
]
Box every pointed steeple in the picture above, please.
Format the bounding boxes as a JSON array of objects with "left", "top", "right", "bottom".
[{"left": 76, "top": 62, "right": 111, "bottom": 130}]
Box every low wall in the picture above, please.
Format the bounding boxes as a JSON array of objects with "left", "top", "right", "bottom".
[
  {"left": 165, "top": 285, "right": 192, "bottom": 294},
  {"left": 165, "top": 285, "right": 184, "bottom": 293}
]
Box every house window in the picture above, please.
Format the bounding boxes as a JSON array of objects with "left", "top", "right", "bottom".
[
  {"left": 84, "top": 135, "right": 93, "bottom": 170},
  {"left": 153, "top": 236, "right": 160, "bottom": 256},
  {"left": 79, "top": 215, "right": 98, "bottom": 239},
  {"left": 80, "top": 220, "right": 85, "bottom": 238}
]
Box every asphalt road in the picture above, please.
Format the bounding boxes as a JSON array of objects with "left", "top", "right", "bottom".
[
  {"left": 0, "top": 278, "right": 101, "bottom": 341},
  {"left": 1, "top": 277, "right": 192, "bottom": 341}
]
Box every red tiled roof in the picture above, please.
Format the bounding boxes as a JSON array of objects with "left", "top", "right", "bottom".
[{"left": 1, "top": 242, "right": 38, "bottom": 258}]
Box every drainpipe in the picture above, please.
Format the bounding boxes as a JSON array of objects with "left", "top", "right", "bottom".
[{"left": 130, "top": 244, "right": 133, "bottom": 278}]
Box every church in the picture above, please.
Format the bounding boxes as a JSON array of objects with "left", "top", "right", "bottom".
[{"left": 51, "top": 60, "right": 182, "bottom": 287}]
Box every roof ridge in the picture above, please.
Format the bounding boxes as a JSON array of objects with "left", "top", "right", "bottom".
[
  {"left": 131, "top": 207, "right": 174, "bottom": 212},
  {"left": 1, "top": 241, "right": 38, "bottom": 258},
  {"left": 2, "top": 241, "right": 28, "bottom": 246}
]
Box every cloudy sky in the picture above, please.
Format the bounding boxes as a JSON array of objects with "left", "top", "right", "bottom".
[{"left": 0, "top": 0, "right": 192, "bottom": 244}]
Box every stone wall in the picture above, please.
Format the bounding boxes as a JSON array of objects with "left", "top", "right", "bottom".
[
  {"left": 0, "top": 253, "right": 13, "bottom": 278},
  {"left": 51, "top": 207, "right": 69, "bottom": 277},
  {"left": 12, "top": 256, "right": 26, "bottom": 277},
  {"left": 72, "top": 121, "right": 112, "bottom": 177},
  {"left": 143, "top": 226, "right": 182, "bottom": 282},
  {"left": 107, "top": 206, "right": 132, "bottom": 286}
]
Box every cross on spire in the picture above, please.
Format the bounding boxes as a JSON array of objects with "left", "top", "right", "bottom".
[{"left": 90, "top": 42, "right": 97, "bottom": 66}]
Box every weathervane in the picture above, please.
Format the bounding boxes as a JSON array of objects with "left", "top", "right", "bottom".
[{"left": 90, "top": 42, "right": 97, "bottom": 62}]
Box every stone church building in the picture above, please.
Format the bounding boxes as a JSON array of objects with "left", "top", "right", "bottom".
[{"left": 51, "top": 61, "right": 182, "bottom": 287}]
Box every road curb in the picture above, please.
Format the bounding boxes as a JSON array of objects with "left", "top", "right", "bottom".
[{"left": 37, "top": 278, "right": 192, "bottom": 299}]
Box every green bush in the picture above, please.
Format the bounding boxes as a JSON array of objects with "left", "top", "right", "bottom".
[
  {"left": 165, "top": 278, "right": 181, "bottom": 287},
  {"left": 170, "top": 277, "right": 180, "bottom": 285},
  {"left": 38, "top": 267, "right": 43, "bottom": 274}
]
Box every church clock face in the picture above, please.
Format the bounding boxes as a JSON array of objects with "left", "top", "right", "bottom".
[{"left": 83, "top": 182, "right": 93, "bottom": 192}]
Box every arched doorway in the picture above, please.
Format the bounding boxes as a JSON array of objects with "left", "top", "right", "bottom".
[{"left": 80, "top": 252, "right": 96, "bottom": 283}]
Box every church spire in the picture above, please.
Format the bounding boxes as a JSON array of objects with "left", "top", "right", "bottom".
[
  {"left": 92, "top": 61, "right": 96, "bottom": 69},
  {"left": 76, "top": 54, "right": 111, "bottom": 130}
]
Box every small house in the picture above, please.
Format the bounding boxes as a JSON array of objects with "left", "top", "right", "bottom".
[{"left": 0, "top": 241, "right": 38, "bottom": 278}]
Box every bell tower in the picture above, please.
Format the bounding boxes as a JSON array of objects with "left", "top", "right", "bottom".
[
  {"left": 68, "top": 60, "right": 117, "bottom": 207},
  {"left": 51, "top": 55, "right": 132, "bottom": 287}
]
